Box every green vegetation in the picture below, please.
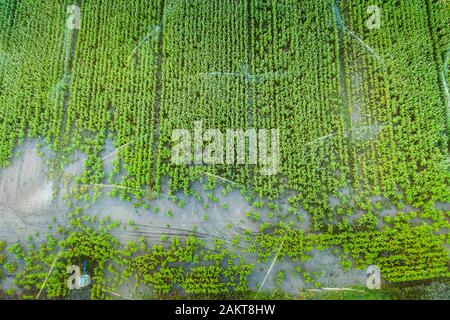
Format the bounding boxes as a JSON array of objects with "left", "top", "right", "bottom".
[{"left": 0, "top": 0, "right": 448, "bottom": 300}]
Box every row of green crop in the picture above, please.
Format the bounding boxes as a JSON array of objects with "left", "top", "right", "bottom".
[
  {"left": 155, "top": 0, "right": 252, "bottom": 196},
  {"left": 4, "top": 209, "right": 253, "bottom": 300},
  {"left": 1, "top": 1, "right": 447, "bottom": 225},
  {"left": 2, "top": 208, "right": 448, "bottom": 299},
  {"left": 0, "top": 0, "right": 70, "bottom": 166}
]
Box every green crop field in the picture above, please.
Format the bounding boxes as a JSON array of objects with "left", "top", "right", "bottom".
[{"left": 0, "top": 0, "right": 449, "bottom": 301}]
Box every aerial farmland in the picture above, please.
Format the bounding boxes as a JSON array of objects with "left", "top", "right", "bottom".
[{"left": 0, "top": 0, "right": 449, "bottom": 301}]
